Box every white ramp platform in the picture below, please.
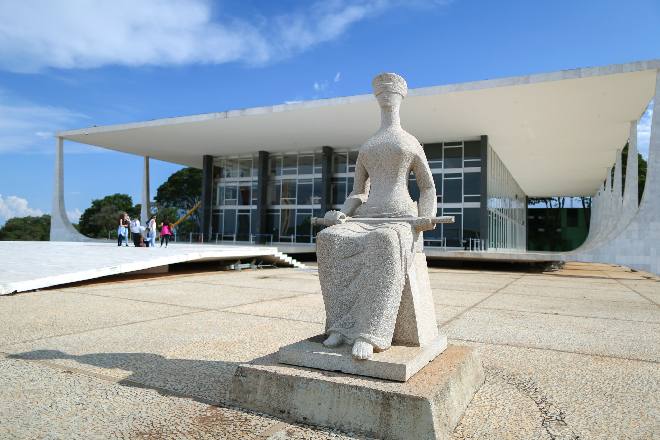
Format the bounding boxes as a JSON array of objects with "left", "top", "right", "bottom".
[{"left": 0, "top": 241, "right": 306, "bottom": 295}]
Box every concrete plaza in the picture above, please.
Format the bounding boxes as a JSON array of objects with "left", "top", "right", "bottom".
[{"left": 0, "top": 262, "right": 658, "bottom": 439}]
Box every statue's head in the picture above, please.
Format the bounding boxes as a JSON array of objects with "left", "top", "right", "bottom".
[{"left": 372, "top": 72, "right": 407, "bottom": 109}]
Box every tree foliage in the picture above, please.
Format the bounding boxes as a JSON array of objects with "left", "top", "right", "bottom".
[
  {"left": 78, "top": 193, "right": 138, "bottom": 238},
  {"left": 154, "top": 167, "right": 202, "bottom": 231},
  {"left": 0, "top": 215, "right": 51, "bottom": 241}
]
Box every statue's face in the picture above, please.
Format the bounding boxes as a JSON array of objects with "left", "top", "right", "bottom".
[{"left": 376, "top": 90, "right": 402, "bottom": 110}]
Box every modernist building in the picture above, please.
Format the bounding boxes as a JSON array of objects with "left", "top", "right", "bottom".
[{"left": 50, "top": 60, "right": 660, "bottom": 273}]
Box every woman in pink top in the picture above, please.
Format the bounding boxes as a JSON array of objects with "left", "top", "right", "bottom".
[{"left": 160, "top": 221, "right": 172, "bottom": 247}]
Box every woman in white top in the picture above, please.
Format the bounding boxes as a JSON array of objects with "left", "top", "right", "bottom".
[{"left": 147, "top": 215, "right": 157, "bottom": 247}]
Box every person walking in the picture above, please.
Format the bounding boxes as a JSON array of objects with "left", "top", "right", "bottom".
[
  {"left": 147, "top": 215, "right": 157, "bottom": 248},
  {"left": 160, "top": 220, "right": 172, "bottom": 247},
  {"left": 130, "top": 217, "right": 142, "bottom": 247},
  {"left": 117, "top": 213, "right": 129, "bottom": 246}
]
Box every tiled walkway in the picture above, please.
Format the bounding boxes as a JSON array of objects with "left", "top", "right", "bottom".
[{"left": 0, "top": 262, "right": 658, "bottom": 439}]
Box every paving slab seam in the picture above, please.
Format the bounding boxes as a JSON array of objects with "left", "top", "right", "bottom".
[
  {"left": 450, "top": 304, "right": 660, "bottom": 324},
  {"left": 0, "top": 309, "right": 212, "bottom": 350},
  {"left": 611, "top": 277, "right": 660, "bottom": 307},
  {"left": 488, "top": 290, "right": 655, "bottom": 305},
  {"left": 219, "top": 309, "right": 323, "bottom": 326},
  {"left": 185, "top": 279, "right": 321, "bottom": 296},
  {"left": 50, "top": 289, "right": 216, "bottom": 312},
  {"left": 53, "top": 287, "right": 317, "bottom": 315},
  {"left": 439, "top": 274, "right": 525, "bottom": 328},
  {"left": 449, "top": 338, "right": 660, "bottom": 364}
]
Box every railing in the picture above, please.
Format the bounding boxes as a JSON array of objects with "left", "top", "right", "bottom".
[
  {"left": 424, "top": 237, "right": 447, "bottom": 250},
  {"left": 467, "top": 238, "right": 486, "bottom": 251},
  {"left": 188, "top": 232, "right": 204, "bottom": 243}
]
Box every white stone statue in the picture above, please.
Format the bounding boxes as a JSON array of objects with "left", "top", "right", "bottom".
[{"left": 316, "top": 73, "right": 441, "bottom": 360}]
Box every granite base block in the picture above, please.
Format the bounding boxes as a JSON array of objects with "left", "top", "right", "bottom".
[
  {"left": 278, "top": 334, "right": 448, "bottom": 381},
  {"left": 229, "top": 345, "right": 485, "bottom": 440}
]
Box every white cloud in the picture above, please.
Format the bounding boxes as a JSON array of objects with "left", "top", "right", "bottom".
[
  {"left": 0, "top": 1, "right": 447, "bottom": 72},
  {"left": 334, "top": 72, "right": 342, "bottom": 82},
  {"left": 0, "top": 195, "right": 43, "bottom": 224},
  {"left": 0, "top": 89, "right": 89, "bottom": 153},
  {"left": 637, "top": 100, "right": 653, "bottom": 159},
  {"left": 67, "top": 208, "right": 82, "bottom": 224}
]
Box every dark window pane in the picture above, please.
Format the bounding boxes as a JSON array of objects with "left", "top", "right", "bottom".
[
  {"left": 464, "top": 172, "right": 481, "bottom": 195},
  {"left": 333, "top": 153, "right": 347, "bottom": 174},
  {"left": 282, "top": 155, "right": 297, "bottom": 175},
  {"left": 224, "top": 184, "right": 238, "bottom": 205},
  {"left": 269, "top": 157, "right": 281, "bottom": 176},
  {"left": 314, "top": 153, "right": 323, "bottom": 174},
  {"left": 238, "top": 159, "right": 252, "bottom": 178},
  {"left": 444, "top": 146, "right": 462, "bottom": 169},
  {"left": 224, "top": 159, "right": 238, "bottom": 178},
  {"left": 433, "top": 174, "right": 443, "bottom": 201},
  {"left": 408, "top": 175, "right": 420, "bottom": 201},
  {"left": 443, "top": 213, "right": 462, "bottom": 247},
  {"left": 463, "top": 208, "right": 480, "bottom": 239},
  {"left": 238, "top": 184, "right": 251, "bottom": 205},
  {"left": 295, "top": 212, "right": 312, "bottom": 243},
  {"left": 267, "top": 210, "right": 280, "bottom": 242},
  {"left": 313, "top": 178, "right": 322, "bottom": 204},
  {"left": 463, "top": 141, "right": 481, "bottom": 161},
  {"left": 332, "top": 179, "right": 346, "bottom": 205},
  {"left": 443, "top": 179, "right": 462, "bottom": 203},
  {"left": 297, "top": 180, "right": 313, "bottom": 205},
  {"left": 251, "top": 182, "right": 258, "bottom": 204},
  {"left": 464, "top": 195, "right": 481, "bottom": 202},
  {"left": 298, "top": 155, "right": 313, "bottom": 174},
  {"left": 223, "top": 209, "right": 236, "bottom": 236},
  {"left": 251, "top": 209, "right": 257, "bottom": 241},
  {"left": 236, "top": 211, "right": 250, "bottom": 241},
  {"left": 280, "top": 209, "right": 295, "bottom": 241},
  {"left": 267, "top": 181, "right": 280, "bottom": 205},
  {"left": 424, "top": 143, "right": 443, "bottom": 161},
  {"left": 567, "top": 209, "right": 578, "bottom": 227},
  {"left": 281, "top": 179, "right": 296, "bottom": 205}
]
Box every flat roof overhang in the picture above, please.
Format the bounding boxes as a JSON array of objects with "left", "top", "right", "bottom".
[{"left": 59, "top": 60, "right": 660, "bottom": 197}]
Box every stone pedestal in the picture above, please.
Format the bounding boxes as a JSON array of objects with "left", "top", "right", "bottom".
[
  {"left": 229, "top": 345, "right": 484, "bottom": 440},
  {"left": 279, "top": 334, "right": 447, "bottom": 382}
]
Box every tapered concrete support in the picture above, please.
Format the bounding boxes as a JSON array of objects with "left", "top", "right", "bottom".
[
  {"left": 571, "top": 70, "right": 660, "bottom": 275},
  {"left": 620, "top": 122, "right": 639, "bottom": 227},
  {"left": 50, "top": 137, "right": 93, "bottom": 242},
  {"left": 140, "top": 156, "right": 150, "bottom": 225}
]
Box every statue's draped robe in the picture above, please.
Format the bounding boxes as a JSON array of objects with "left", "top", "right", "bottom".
[{"left": 317, "top": 135, "right": 435, "bottom": 350}]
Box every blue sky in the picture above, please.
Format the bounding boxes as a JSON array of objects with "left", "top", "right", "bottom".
[{"left": 0, "top": 0, "right": 658, "bottom": 224}]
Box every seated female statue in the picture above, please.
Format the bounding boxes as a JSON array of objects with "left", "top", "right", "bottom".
[{"left": 316, "top": 72, "right": 437, "bottom": 360}]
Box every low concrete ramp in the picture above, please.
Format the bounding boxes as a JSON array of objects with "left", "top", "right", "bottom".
[{"left": 0, "top": 241, "right": 306, "bottom": 295}]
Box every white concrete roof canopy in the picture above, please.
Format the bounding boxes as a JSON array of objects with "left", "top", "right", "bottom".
[{"left": 58, "top": 60, "right": 660, "bottom": 196}]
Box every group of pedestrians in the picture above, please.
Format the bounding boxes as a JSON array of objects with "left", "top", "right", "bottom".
[{"left": 117, "top": 212, "right": 173, "bottom": 247}]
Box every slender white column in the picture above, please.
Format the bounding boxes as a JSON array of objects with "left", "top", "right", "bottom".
[
  {"left": 50, "top": 137, "right": 92, "bottom": 241},
  {"left": 141, "top": 156, "right": 150, "bottom": 224}
]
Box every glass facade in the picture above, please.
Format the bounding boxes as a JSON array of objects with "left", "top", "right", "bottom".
[
  {"left": 487, "top": 145, "right": 527, "bottom": 250},
  {"left": 210, "top": 139, "right": 525, "bottom": 251}
]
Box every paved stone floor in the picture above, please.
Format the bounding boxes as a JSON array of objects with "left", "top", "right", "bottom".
[{"left": 0, "top": 262, "right": 658, "bottom": 439}]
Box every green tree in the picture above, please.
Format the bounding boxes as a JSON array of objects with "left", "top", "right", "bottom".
[
  {"left": 0, "top": 215, "right": 51, "bottom": 241},
  {"left": 154, "top": 167, "right": 202, "bottom": 230},
  {"left": 78, "top": 193, "right": 138, "bottom": 238}
]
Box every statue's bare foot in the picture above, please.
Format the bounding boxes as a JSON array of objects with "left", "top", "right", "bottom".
[
  {"left": 352, "top": 339, "right": 374, "bottom": 360},
  {"left": 323, "top": 332, "right": 343, "bottom": 347}
]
